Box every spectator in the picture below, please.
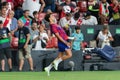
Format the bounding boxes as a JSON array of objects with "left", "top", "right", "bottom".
[
  {"left": 58, "top": 0, "right": 79, "bottom": 18},
  {"left": 29, "top": 22, "right": 39, "bottom": 48},
  {"left": 99, "top": 0, "right": 110, "bottom": 24},
  {"left": 1, "top": 1, "right": 11, "bottom": 15},
  {"left": 17, "top": 20, "right": 33, "bottom": 71},
  {"left": 60, "top": 0, "right": 76, "bottom": 11},
  {"left": 70, "top": 12, "right": 82, "bottom": 25},
  {"left": 43, "top": 0, "right": 56, "bottom": 12},
  {"left": 60, "top": 5, "right": 71, "bottom": 19},
  {"left": 32, "top": 24, "right": 49, "bottom": 49},
  {"left": 82, "top": 11, "right": 98, "bottom": 25},
  {"left": 59, "top": 13, "right": 72, "bottom": 27},
  {"left": 0, "top": 7, "right": 16, "bottom": 31},
  {"left": 97, "top": 25, "right": 114, "bottom": 48},
  {"left": 22, "top": 0, "right": 41, "bottom": 17},
  {"left": 38, "top": 25, "right": 49, "bottom": 48},
  {"left": 14, "top": 5, "right": 23, "bottom": 20},
  {"left": 71, "top": 26, "right": 84, "bottom": 50},
  {"left": 0, "top": 20, "right": 12, "bottom": 72},
  {"left": 13, "top": 0, "right": 24, "bottom": 9},
  {"left": 109, "top": 0, "right": 120, "bottom": 24},
  {"left": 19, "top": 10, "right": 32, "bottom": 27},
  {"left": 0, "top": 7, "right": 7, "bottom": 22},
  {"left": 59, "top": 13, "right": 72, "bottom": 36},
  {"left": 32, "top": 11, "right": 40, "bottom": 25},
  {"left": 6, "top": 10, "right": 18, "bottom": 35},
  {"left": 88, "top": 0, "right": 99, "bottom": 20}
]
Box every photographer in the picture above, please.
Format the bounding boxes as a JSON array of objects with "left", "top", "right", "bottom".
[
  {"left": 0, "top": 20, "right": 12, "bottom": 72},
  {"left": 17, "top": 20, "right": 33, "bottom": 71}
]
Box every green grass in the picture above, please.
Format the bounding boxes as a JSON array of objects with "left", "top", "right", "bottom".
[{"left": 0, "top": 71, "right": 120, "bottom": 80}]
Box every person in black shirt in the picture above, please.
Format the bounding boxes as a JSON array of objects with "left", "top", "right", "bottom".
[
  {"left": 17, "top": 20, "right": 33, "bottom": 71},
  {"left": 0, "top": 20, "right": 12, "bottom": 72}
]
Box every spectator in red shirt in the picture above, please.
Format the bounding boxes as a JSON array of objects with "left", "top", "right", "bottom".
[{"left": 108, "top": 0, "right": 120, "bottom": 24}]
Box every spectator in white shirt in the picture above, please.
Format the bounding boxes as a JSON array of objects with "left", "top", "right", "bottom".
[
  {"left": 59, "top": 13, "right": 72, "bottom": 36},
  {"left": 59, "top": 13, "right": 72, "bottom": 27},
  {"left": 82, "top": 11, "right": 98, "bottom": 25},
  {"left": 97, "top": 25, "right": 114, "bottom": 48},
  {"left": 70, "top": 12, "right": 82, "bottom": 25}
]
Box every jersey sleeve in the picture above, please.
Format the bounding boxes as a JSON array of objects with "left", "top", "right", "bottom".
[{"left": 51, "top": 24, "right": 58, "bottom": 34}]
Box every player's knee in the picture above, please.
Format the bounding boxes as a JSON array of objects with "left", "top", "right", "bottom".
[{"left": 68, "top": 53, "right": 72, "bottom": 58}]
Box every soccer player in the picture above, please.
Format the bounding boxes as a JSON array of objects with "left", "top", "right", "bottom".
[{"left": 44, "top": 13, "right": 72, "bottom": 76}]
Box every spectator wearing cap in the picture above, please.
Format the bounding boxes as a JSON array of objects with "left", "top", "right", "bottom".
[
  {"left": 71, "top": 26, "right": 84, "bottom": 50},
  {"left": 60, "top": 5, "right": 71, "bottom": 18},
  {"left": 57, "top": 0, "right": 79, "bottom": 18},
  {"left": 60, "top": 0, "right": 76, "bottom": 11},
  {"left": 82, "top": 11, "right": 98, "bottom": 25}
]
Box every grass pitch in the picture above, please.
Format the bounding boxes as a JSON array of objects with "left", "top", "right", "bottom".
[{"left": 0, "top": 71, "right": 120, "bottom": 80}]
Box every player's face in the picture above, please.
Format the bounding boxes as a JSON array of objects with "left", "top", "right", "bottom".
[{"left": 50, "top": 14, "right": 56, "bottom": 23}]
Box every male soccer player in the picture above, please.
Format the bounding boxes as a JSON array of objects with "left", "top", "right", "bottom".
[{"left": 44, "top": 13, "right": 72, "bottom": 76}]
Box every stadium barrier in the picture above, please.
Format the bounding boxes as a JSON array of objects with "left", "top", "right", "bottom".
[{"left": 1, "top": 47, "right": 120, "bottom": 71}]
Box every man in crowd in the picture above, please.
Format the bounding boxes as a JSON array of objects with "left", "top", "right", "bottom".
[
  {"left": 0, "top": 20, "right": 12, "bottom": 72},
  {"left": 17, "top": 20, "right": 33, "bottom": 71}
]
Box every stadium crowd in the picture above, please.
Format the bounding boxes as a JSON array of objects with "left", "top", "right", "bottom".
[{"left": 0, "top": 0, "right": 119, "bottom": 72}]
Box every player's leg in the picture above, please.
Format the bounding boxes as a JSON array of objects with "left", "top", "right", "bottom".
[
  {"left": 52, "top": 52, "right": 64, "bottom": 70},
  {"left": 61, "top": 49, "right": 72, "bottom": 60},
  {"left": 53, "top": 49, "right": 72, "bottom": 70},
  {"left": 44, "top": 52, "right": 63, "bottom": 76}
]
